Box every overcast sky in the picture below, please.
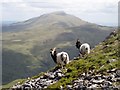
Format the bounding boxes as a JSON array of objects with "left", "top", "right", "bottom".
[{"left": 1, "top": 0, "right": 119, "bottom": 26}]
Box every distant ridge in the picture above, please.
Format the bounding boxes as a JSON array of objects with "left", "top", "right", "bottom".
[{"left": 2, "top": 11, "right": 115, "bottom": 85}]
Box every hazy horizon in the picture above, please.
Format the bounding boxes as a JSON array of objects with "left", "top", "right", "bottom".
[
  {"left": 2, "top": 0, "right": 119, "bottom": 26},
  {"left": 2, "top": 12, "right": 117, "bottom": 27}
]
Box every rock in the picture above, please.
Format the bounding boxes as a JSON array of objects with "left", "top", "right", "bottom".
[
  {"left": 84, "top": 80, "right": 89, "bottom": 85},
  {"left": 116, "top": 69, "right": 120, "bottom": 77},
  {"left": 30, "top": 79, "right": 34, "bottom": 82},
  {"left": 66, "top": 85, "right": 72, "bottom": 90},
  {"left": 101, "top": 81, "right": 112, "bottom": 88},
  {"left": 81, "top": 73, "right": 86, "bottom": 76},
  {"left": 107, "top": 75, "right": 114, "bottom": 82},
  {"left": 60, "top": 85, "right": 64, "bottom": 90},
  {"left": 108, "top": 59, "right": 117, "bottom": 63},
  {"left": 40, "top": 79, "right": 47, "bottom": 82},
  {"left": 88, "top": 70, "right": 93, "bottom": 74},
  {"left": 57, "top": 73, "right": 62, "bottom": 77},
  {"left": 73, "top": 57, "right": 80, "bottom": 60},
  {"left": 22, "top": 84, "right": 32, "bottom": 89},
  {"left": 74, "top": 79, "right": 81, "bottom": 83},
  {"left": 101, "top": 75, "right": 108, "bottom": 79},
  {"left": 73, "top": 84, "right": 79, "bottom": 89},
  {"left": 56, "top": 69, "right": 62, "bottom": 72},
  {"left": 45, "top": 80, "right": 53, "bottom": 84},
  {"left": 49, "top": 74, "right": 55, "bottom": 79},
  {"left": 12, "top": 67, "right": 120, "bottom": 89},
  {"left": 84, "top": 75, "right": 92, "bottom": 80},
  {"left": 40, "top": 75, "right": 44, "bottom": 79},
  {"left": 111, "top": 68, "right": 117, "bottom": 72},
  {"left": 91, "top": 79, "right": 104, "bottom": 84},
  {"left": 87, "top": 82, "right": 92, "bottom": 87},
  {"left": 36, "top": 85, "right": 42, "bottom": 89},
  {"left": 113, "top": 87, "right": 120, "bottom": 90},
  {"left": 114, "top": 77, "right": 120, "bottom": 82},
  {"left": 88, "top": 84, "right": 99, "bottom": 88},
  {"left": 44, "top": 86, "right": 47, "bottom": 89},
  {"left": 107, "top": 68, "right": 117, "bottom": 73},
  {"left": 43, "top": 73, "right": 49, "bottom": 79},
  {"left": 35, "top": 78, "right": 40, "bottom": 82},
  {"left": 12, "top": 84, "right": 21, "bottom": 89},
  {"left": 78, "top": 85, "right": 86, "bottom": 89}
]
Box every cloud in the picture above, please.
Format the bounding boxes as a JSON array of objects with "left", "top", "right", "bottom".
[{"left": 2, "top": 0, "right": 119, "bottom": 26}]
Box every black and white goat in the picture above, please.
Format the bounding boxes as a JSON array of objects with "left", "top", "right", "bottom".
[
  {"left": 50, "top": 47, "right": 70, "bottom": 67},
  {"left": 76, "top": 39, "right": 90, "bottom": 57}
]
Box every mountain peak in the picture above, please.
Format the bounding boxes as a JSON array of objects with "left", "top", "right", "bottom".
[{"left": 49, "top": 11, "right": 67, "bottom": 15}]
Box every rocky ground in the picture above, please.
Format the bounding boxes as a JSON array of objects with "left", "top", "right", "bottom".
[
  {"left": 65, "top": 68, "right": 120, "bottom": 90},
  {"left": 9, "top": 30, "right": 119, "bottom": 90},
  {"left": 11, "top": 66, "right": 65, "bottom": 89},
  {"left": 11, "top": 66, "right": 120, "bottom": 90}
]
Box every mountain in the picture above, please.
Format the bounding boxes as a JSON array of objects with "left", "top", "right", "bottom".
[
  {"left": 3, "top": 29, "right": 119, "bottom": 89},
  {"left": 2, "top": 11, "right": 113, "bottom": 32},
  {"left": 2, "top": 11, "right": 88, "bottom": 32},
  {"left": 2, "top": 11, "right": 115, "bottom": 85}
]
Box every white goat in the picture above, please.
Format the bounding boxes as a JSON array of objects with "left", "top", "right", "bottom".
[
  {"left": 50, "top": 47, "right": 70, "bottom": 66},
  {"left": 76, "top": 39, "right": 90, "bottom": 57}
]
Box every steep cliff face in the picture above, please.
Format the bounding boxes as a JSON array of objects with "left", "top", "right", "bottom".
[{"left": 3, "top": 30, "right": 119, "bottom": 89}]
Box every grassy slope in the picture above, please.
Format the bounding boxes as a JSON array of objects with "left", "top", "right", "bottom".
[
  {"left": 2, "top": 27, "right": 113, "bottom": 85},
  {"left": 3, "top": 30, "right": 119, "bottom": 89},
  {"left": 2, "top": 12, "right": 115, "bottom": 84},
  {"left": 47, "top": 30, "right": 119, "bottom": 89}
]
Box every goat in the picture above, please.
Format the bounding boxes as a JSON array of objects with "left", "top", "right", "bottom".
[
  {"left": 50, "top": 47, "right": 70, "bottom": 67},
  {"left": 76, "top": 39, "right": 90, "bottom": 57}
]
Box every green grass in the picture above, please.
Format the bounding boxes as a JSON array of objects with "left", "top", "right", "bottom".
[
  {"left": 2, "top": 79, "right": 26, "bottom": 89},
  {"left": 3, "top": 12, "right": 115, "bottom": 85},
  {"left": 3, "top": 30, "right": 119, "bottom": 89},
  {"left": 48, "top": 30, "right": 119, "bottom": 89},
  {"left": 2, "top": 24, "right": 114, "bottom": 85}
]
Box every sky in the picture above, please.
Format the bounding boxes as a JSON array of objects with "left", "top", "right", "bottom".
[{"left": 1, "top": 0, "right": 119, "bottom": 26}]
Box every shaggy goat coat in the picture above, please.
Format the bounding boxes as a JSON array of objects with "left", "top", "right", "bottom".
[
  {"left": 50, "top": 48, "right": 69, "bottom": 66},
  {"left": 79, "top": 43, "right": 90, "bottom": 55},
  {"left": 56, "top": 52, "right": 69, "bottom": 65}
]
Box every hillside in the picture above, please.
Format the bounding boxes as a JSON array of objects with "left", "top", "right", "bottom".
[
  {"left": 2, "top": 11, "right": 88, "bottom": 32},
  {"left": 2, "top": 11, "right": 115, "bottom": 85},
  {"left": 3, "top": 29, "right": 119, "bottom": 89}
]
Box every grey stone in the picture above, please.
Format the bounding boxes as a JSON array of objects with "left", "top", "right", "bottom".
[
  {"left": 74, "top": 80, "right": 81, "bottom": 83},
  {"left": 116, "top": 69, "right": 120, "bottom": 77},
  {"left": 88, "top": 84, "right": 99, "bottom": 88},
  {"left": 49, "top": 74, "right": 55, "bottom": 79},
  {"left": 109, "top": 59, "right": 117, "bottom": 63},
  {"left": 91, "top": 79, "right": 104, "bottom": 84},
  {"left": 73, "top": 84, "right": 79, "bottom": 89},
  {"left": 102, "top": 81, "right": 112, "bottom": 88},
  {"left": 12, "top": 67, "right": 120, "bottom": 90},
  {"left": 66, "top": 85, "right": 72, "bottom": 90},
  {"left": 84, "top": 75, "right": 92, "bottom": 80},
  {"left": 57, "top": 73, "right": 62, "bottom": 77},
  {"left": 60, "top": 85, "right": 64, "bottom": 90},
  {"left": 115, "top": 77, "right": 120, "bottom": 82}
]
